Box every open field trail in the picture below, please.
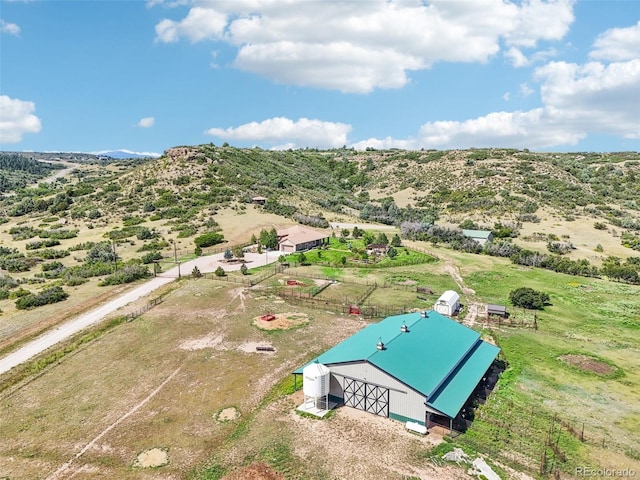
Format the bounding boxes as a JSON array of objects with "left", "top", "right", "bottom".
[
  {"left": 45, "top": 366, "right": 183, "bottom": 480},
  {"left": 0, "top": 250, "right": 282, "bottom": 376}
]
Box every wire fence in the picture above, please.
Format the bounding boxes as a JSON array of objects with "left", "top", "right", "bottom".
[{"left": 123, "top": 294, "right": 166, "bottom": 321}]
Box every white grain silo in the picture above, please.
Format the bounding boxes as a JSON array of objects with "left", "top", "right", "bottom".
[{"left": 302, "top": 362, "right": 330, "bottom": 412}]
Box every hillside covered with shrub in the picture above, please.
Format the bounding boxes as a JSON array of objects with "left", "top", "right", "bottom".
[{"left": 0, "top": 145, "right": 639, "bottom": 312}]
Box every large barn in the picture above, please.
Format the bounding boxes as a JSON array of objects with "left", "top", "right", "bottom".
[{"left": 293, "top": 310, "right": 500, "bottom": 431}]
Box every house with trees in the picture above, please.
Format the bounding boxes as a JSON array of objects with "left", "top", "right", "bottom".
[{"left": 276, "top": 225, "right": 330, "bottom": 253}]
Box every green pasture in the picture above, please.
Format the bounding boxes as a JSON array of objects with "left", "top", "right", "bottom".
[{"left": 443, "top": 250, "right": 640, "bottom": 474}]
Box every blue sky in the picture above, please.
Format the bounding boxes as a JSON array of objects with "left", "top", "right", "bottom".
[{"left": 1, "top": 0, "right": 639, "bottom": 156}]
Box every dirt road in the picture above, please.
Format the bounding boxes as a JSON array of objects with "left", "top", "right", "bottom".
[{"left": 0, "top": 250, "right": 281, "bottom": 376}]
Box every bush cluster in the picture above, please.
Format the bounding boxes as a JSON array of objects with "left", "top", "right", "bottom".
[{"left": 15, "top": 286, "right": 69, "bottom": 310}]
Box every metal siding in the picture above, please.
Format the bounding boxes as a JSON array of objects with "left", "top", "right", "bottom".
[{"left": 329, "top": 362, "right": 427, "bottom": 425}]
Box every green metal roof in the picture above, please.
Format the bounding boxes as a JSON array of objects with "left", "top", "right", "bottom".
[
  {"left": 293, "top": 311, "right": 500, "bottom": 418},
  {"left": 427, "top": 340, "right": 501, "bottom": 418},
  {"left": 462, "top": 229, "right": 493, "bottom": 239}
]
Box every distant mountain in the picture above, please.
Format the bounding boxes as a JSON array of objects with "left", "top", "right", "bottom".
[{"left": 92, "top": 150, "right": 161, "bottom": 159}]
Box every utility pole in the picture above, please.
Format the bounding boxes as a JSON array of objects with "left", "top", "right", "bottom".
[{"left": 112, "top": 240, "right": 117, "bottom": 272}]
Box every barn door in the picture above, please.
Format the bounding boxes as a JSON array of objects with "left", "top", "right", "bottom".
[{"left": 343, "top": 378, "right": 389, "bottom": 417}]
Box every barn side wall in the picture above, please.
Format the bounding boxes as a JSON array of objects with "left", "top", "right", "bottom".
[{"left": 328, "top": 362, "right": 428, "bottom": 425}]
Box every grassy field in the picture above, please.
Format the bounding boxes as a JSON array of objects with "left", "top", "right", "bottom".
[{"left": 438, "top": 250, "right": 640, "bottom": 476}]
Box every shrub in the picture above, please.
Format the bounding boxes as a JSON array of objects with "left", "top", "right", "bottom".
[
  {"left": 194, "top": 232, "right": 224, "bottom": 248},
  {"left": 594, "top": 222, "right": 607, "bottom": 230},
  {"left": 141, "top": 251, "right": 162, "bottom": 264},
  {"left": 240, "top": 264, "right": 248, "bottom": 275},
  {"left": 86, "top": 242, "right": 117, "bottom": 264},
  {"left": 192, "top": 266, "right": 202, "bottom": 278},
  {"left": 214, "top": 266, "right": 225, "bottom": 277},
  {"left": 15, "top": 286, "right": 69, "bottom": 310},
  {"left": 547, "top": 241, "right": 575, "bottom": 255},
  {"left": 99, "top": 265, "right": 150, "bottom": 286}
]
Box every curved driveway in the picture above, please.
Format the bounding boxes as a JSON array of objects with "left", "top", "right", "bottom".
[{"left": 0, "top": 250, "right": 282, "bottom": 376}]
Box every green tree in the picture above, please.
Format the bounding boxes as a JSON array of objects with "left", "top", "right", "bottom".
[
  {"left": 341, "top": 255, "right": 347, "bottom": 266},
  {"left": 240, "top": 264, "right": 248, "bottom": 275},
  {"left": 375, "top": 232, "right": 389, "bottom": 245},
  {"left": 259, "top": 228, "right": 279, "bottom": 250},
  {"left": 352, "top": 226, "right": 363, "bottom": 238},
  {"left": 391, "top": 234, "right": 402, "bottom": 247},
  {"left": 232, "top": 246, "right": 244, "bottom": 259},
  {"left": 387, "top": 247, "right": 398, "bottom": 258},
  {"left": 192, "top": 266, "right": 202, "bottom": 278},
  {"left": 214, "top": 266, "right": 226, "bottom": 277},
  {"left": 362, "top": 231, "right": 375, "bottom": 246},
  {"left": 86, "top": 242, "right": 117, "bottom": 264},
  {"left": 509, "top": 287, "right": 550, "bottom": 310}
]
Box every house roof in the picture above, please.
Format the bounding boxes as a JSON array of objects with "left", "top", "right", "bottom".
[
  {"left": 293, "top": 310, "right": 500, "bottom": 418},
  {"left": 461, "top": 229, "right": 493, "bottom": 239},
  {"left": 277, "top": 225, "right": 330, "bottom": 246}
]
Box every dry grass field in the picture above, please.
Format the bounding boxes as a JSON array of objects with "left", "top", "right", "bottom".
[{"left": 0, "top": 278, "right": 369, "bottom": 479}]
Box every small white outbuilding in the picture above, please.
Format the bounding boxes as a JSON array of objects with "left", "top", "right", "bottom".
[{"left": 434, "top": 290, "right": 460, "bottom": 316}]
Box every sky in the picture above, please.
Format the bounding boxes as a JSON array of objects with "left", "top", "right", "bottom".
[{"left": 0, "top": 0, "right": 639, "bottom": 156}]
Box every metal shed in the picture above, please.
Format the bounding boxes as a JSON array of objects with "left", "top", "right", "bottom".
[
  {"left": 293, "top": 311, "right": 500, "bottom": 430},
  {"left": 487, "top": 304, "right": 507, "bottom": 318}
]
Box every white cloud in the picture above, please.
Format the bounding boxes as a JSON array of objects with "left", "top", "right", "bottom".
[
  {"left": 520, "top": 83, "right": 534, "bottom": 97},
  {"left": 0, "top": 19, "right": 21, "bottom": 36},
  {"left": 205, "top": 117, "right": 352, "bottom": 149},
  {"left": 505, "top": 47, "right": 529, "bottom": 67},
  {"left": 153, "top": 0, "right": 576, "bottom": 92},
  {"left": 155, "top": 7, "right": 227, "bottom": 43},
  {"left": 502, "top": 0, "right": 574, "bottom": 48},
  {"left": 505, "top": 46, "right": 559, "bottom": 67},
  {"left": 0, "top": 95, "right": 42, "bottom": 144},
  {"left": 535, "top": 59, "right": 640, "bottom": 138},
  {"left": 137, "top": 117, "right": 155, "bottom": 128},
  {"left": 353, "top": 57, "right": 640, "bottom": 150},
  {"left": 590, "top": 20, "right": 640, "bottom": 61}
]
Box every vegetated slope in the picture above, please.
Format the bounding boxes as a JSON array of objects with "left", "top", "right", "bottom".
[
  {"left": 100, "top": 145, "right": 640, "bottom": 227},
  {"left": 0, "top": 153, "right": 65, "bottom": 193},
  {"left": 2, "top": 146, "right": 640, "bottom": 255}
]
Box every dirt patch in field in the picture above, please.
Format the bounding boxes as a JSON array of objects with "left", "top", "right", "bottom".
[
  {"left": 179, "top": 334, "right": 223, "bottom": 351},
  {"left": 238, "top": 341, "right": 276, "bottom": 354},
  {"left": 253, "top": 312, "right": 309, "bottom": 330},
  {"left": 217, "top": 407, "right": 240, "bottom": 422},
  {"left": 222, "top": 462, "right": 285, "bottom": 480},
  {"left": 558, "top": 354, "right": 615, "bottom": 376},
  {"left": 134, "top": 448, "right": 169, "bottom": 468}
]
